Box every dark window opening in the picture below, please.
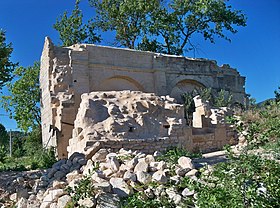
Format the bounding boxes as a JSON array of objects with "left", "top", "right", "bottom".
[
  {"left": 129, "top": 126, "right": 134, "bottom": 132},
  {"left": 163, "top": 124, "right": 170, "bottom": 129}
]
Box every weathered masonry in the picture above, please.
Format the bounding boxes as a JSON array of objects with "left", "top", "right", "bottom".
[{"left": 40, "top": 37, "right": 246, "bottom": 158}]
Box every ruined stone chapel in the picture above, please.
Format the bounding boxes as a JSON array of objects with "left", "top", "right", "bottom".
[{"left": 40, "top": 37, "right": 247, "bottom": 158}]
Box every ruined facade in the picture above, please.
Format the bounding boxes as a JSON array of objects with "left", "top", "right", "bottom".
[
  {"left": 67, "top": 91, "right": 237, "bottom": 157},
  {"left": 40, "top": 37, "right": 246, "bottom": 158}
]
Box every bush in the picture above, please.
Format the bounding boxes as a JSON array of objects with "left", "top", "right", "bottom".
[
  {"left": 121, "top": 192, "right": 175, "bottom": 208},
  {"left": 0, "top": 127, "right": 57, "bottom": 171},
  {"left": 196, "top": 153, "right": 280, "bottom": 207},
  {"left": 156, "top": 147, "right": 201, "bottom": 165},
  {"left": 233, "top": 100, "right": 280, "bottom": 149},
  {"left": 0, "top": 145, "right": 7, "bottom": 163}
]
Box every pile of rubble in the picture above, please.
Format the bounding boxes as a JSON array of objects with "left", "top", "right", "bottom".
[
  {"left": 6, "top": 147, "right": 202, "bottom": 208},
  {"left": 68, "top": 91, "right": 184, "bottom": 156}
]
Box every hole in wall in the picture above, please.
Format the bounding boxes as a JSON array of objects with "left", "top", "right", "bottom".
[
  {"left": 128, "top": 126, "right": 135, "bottom": 132},
  {"left": 163, "top": 124, "right": 170, "bottom": 129}
]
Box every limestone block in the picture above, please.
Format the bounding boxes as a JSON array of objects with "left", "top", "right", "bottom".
[
  {"left": 92, "top": 148, "right": 109, "bottom": 162},
  {"left": 93, "top": 181, "right": 112, "bottom": 193},
  {"left": 16, "top": 198, "right": 28, "bottom": 208},
  {"left": 123, "top": 171, "right": 137, "bottom": 182},
  {"left": 109, "top": 178, "right": 133, "bottom": 197},
  {"left": 152, "top": 170, "right": 168, "bottom": 184},
  {"left": 78, "top": 198, "right": 96, "bottom": 208},
  {"left": 185, "top": 169, "right": 199, "bottom": 177},
  {"left": 136, "top": 171, "right": 152, "bottom": 184},
  {"left": 178, "top": 157, "right": 194, "bottom": 169},
  {"left": 144, "top": 188, "right": 155, "bottom": 199},
  {"left": 181, "top": 188, "right": 195, "bottom": 197},
  {"left": 41, "top": 189, "right": 65, "bottom": 206},
  {"left": 96, "top": 193, "right": 120, "bottom": 208},
  {"left": 134, "top": 160, "right": 148, "bottom": 173}
]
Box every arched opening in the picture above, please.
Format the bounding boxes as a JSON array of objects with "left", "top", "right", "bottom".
[
  {"left": 170, "top": 79, "right": 206, "bottom": 103},
  {"left": 97, "top": 76, "right": 144, "bottom": 92}
]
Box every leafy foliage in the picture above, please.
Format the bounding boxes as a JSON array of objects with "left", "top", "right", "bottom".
[
  {"left": 89, "top": 0, "right": 161, "bottom": 49},
  {"left": 53, "top": 0, "right": 101, "bottom": 46},
  {"left": 1, "top": 62, "right": 40, "bottom": 131},
  {"left": 55, "top": 0, "right": 246, "bottom": 55},
  {"left": 0, "top": 145, "right": 7, "bottom": 163},
  {"left": 161, "top": 0, "right": 247, "bottom": 55},
  {"left": 0, "top": 146, "right": 56, "bottom": 172},
  {"left": 232, "top": 100, "right": 280, "bottom": 149},
  {"left": 66, "top": 175, "right": 96, "bottom": 206},
  {"left": 181, "top": 92, "right": 196, "bottom": 125},
  {"left": 213, "top": 89, "right": 233, "bottom": 107},
  {"left": 0, "top": 123, "right": 8, "bottom": 147},
  {"left": 196, "top": 153, "right": 280, "bottom": 207},
  {"left": 182, "top": 88, "right": 233, "bottom": 125},
  {"left": 0, "top": 30, "right": 17, "bottom": 89},
  {"left": 157, "top": 147, "right": 201, "bottom": 164},
  {"left": 274, "top": 86, "right": 280, "bottom": 103},
  {"left": 121, "top": 192, "right": 175, "bottom": 208},
  {"left": 0, "top": 127, "right": 56, "bottom": 171}
]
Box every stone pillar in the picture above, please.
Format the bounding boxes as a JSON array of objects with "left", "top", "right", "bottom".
[{"left": 153, "top": 70, "right": 167, "bottom": 96}]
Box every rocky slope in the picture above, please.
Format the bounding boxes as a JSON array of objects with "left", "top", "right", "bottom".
[{"left": 2, "top": 147, "right": 206, "bottom": 208}]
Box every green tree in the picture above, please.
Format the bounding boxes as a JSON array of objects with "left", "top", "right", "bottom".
[
  {"left": 0, "top": 123, "right": 8, "bottom": 146},
  {"left": 154, "top": 0, "right": 247, "bottom": 55},
  {"left": 1, "top": 62, "right": 40, "bottom": 131},
  {"left": 0, "top": 30, "right": 17, "bottom": 89},
  {"left": 54, "top": 0, "right": 101, "bottom": 46},
  {"left": 89, "top": 0, "right": 162, "bottom": 49},
  {"left": 274, "top": 86, "right": 280, "bottom": 103},
  {"left": 85, "top": 0, "right": 246, "bottom": 55}
]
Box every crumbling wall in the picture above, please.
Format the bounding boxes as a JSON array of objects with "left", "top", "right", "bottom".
[
  {"left": 40, "top": 37, "right": 243, "bottom": 158},
  {"left": 67, "top": 91, "right": 185, "bottom": 155},
  {"left": 67, "top": 91, "right": 237, "bottom": 156}
]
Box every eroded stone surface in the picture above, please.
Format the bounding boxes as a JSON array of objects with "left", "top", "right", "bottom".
[
  {"left": 68, "top": 91, "right": 184, "bottom": 156},
  {"left": 40, "top": 38, "right": 246, "bottom": 158}
]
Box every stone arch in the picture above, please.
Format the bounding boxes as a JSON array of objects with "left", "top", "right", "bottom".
[
  {"left": 170, "top": 79, "right": 206, "bottom": 103},
  {"left": 98, "top": 76, "right": 145, "bottom": 92}
]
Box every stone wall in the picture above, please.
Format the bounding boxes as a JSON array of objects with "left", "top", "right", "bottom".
[
  {"left": 67, "top": 91, "right": 237, "bottom": 157},
  {"left": 40, "top": 37, "right": 244, "bottom": 158}
]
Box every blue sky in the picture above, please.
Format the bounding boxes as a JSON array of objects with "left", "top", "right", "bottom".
[{"left": 0, "top": 0, "right": 279, "bottom": 130}]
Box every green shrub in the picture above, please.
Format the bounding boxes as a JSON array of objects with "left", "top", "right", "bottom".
[
  {"left": 156, "top": 147, "right": 202, "bottom": 165},
  {"left": 213, "top": 89, "right": 233, "bottom": 107},
  {"left": 0, "top": 145, "right": 7, "bottom": 163},
  {"left": 233, "top": 100, "right": 280, "bottom": 149},
  {"left": 66, "top": 175, "right": 96, "bottom": 206},
  {"left": 195, "top": 153, "right": 280, "bottom": 207},
  {"left": 121, "top": 192, "right": 175, "bottom": 208}
]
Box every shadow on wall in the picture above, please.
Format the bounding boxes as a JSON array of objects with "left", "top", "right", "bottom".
[
  {"left": 170, "top": 79, "right": 206, "bottom": 103},
  {"left": 96, "top": 76, "right": 145, "bottom": 92}
]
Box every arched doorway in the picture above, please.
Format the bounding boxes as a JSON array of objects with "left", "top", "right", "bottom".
[
  {"left": 97, "top": 76, "right": 144, "bottom": 92},
  {"left": 170, "top": 79, "right": 205, "bottom": 103}
]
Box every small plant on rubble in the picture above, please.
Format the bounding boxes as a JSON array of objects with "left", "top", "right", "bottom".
[
  {"left": 213, "top": 89, "right": 233, "bottom": 107},
  {"left": 65, "top": 162, "right": 100, "bottom": 206},
  {"left": 157, "top": 147, "right": 201, "bottom": 165},
  {"left": 66, "top": 175, "right": 96, "bottom": 206},
  {"left": 117, "top": 154, "right": 134, "bottom": 161},
  {"left": 195, "top": 153, "right": 280, "bottom": 207},
  {"left": 181, "top": 92, "right": 196, "bottom": 125},
  {"left": 121, "top": 192, "right": 176, "bottom": 208}
]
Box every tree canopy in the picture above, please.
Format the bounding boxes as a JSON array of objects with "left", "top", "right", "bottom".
[
  {"left": 54, "top": 0, "right": 247, "bottom": 55},
  {"left": 0, "top": 30, "right": 17, "bottom": 89},
  {"left": 1, "top": 62, "right": 41, "bottom": 132},
  {"left": 53, "top": 0, "right": 101, "bottom": 46},
  {"left": 0, "top": 123, "right": 8, "bottom": 147}
]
